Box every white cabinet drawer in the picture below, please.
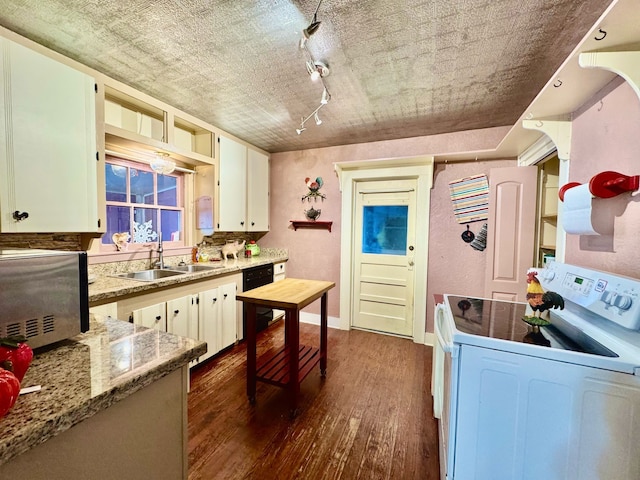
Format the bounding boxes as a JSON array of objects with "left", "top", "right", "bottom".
[{"left": 274, "top": 262, "right": 286, "bottom": 281}]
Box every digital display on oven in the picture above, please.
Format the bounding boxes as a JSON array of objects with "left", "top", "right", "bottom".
[{"left": 563, "top": 273, "right": 594, "bottom": 295}]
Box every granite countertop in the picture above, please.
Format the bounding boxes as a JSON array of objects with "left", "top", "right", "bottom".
[
  {"left": 89, "top": 251, "right": 288, "bottom": 304},
  {"left": 0, "top": 314, "right": 206, "bottom": 467}
]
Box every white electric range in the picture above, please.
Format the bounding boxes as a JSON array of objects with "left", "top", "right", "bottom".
[{"left": 433, "top": 262, "right": 640, "bottom": 480}]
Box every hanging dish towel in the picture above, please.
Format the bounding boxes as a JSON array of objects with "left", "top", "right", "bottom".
[
  {"left": 448, "top": 174, "right": 489, "bottom": 224},
  {"left": 470, "top": 223, "right": 488, "bottom": 251}
]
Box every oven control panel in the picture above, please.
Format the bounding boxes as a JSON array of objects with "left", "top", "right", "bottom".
[{"left": 535, "top": 262, "right": 640, "bottom": 330}]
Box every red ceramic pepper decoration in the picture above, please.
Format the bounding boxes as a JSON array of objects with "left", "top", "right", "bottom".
[
  {"left": 0, "top": 368, "right": 21, "bottom": 418},
  {"left": 0, "top": 336, "right": 33, "bottom": 382}
]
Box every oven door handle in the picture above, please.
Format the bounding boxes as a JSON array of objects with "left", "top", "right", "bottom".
[{"left": 435, "top": 303, "right": 454, "bottom": 354}]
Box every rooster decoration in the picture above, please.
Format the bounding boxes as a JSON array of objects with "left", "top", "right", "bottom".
[
  {"left": 302, "top": 176, "right": 326, "bottom": 202},
  {"left": 525, "top": 271, "right": 564, "bottom": 319}
]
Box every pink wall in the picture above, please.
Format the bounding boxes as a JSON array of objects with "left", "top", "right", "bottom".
[
  {"left": 425, "top": 159, "right": 515, "bottom": 331},
  {"left": 260, "top": 126, "right": 512, "bottom": 320},
  {"left": 565, "top": 78, "right": 640, "bottom": 278}
]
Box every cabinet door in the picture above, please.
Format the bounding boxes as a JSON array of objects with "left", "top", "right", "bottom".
[
  {"left": 132, "top": 302, "right": 166, "bottom": 331},
  {"left": 219, "top": 282, "right": 237, "bottom": 350},
  {"left": 273, "top": 262, "right": 286, "bottom": 319},
  {"left": 247, "top": 149, "right": 269, "bottom": 231},
  {"left": 218, "top": 136, "right": 247, "bottom": 231},
  {"left": 198, "top": 287, "right": 220, "bottom": 362},
  {"left": 0, "top": 38, "right": 98, "bottom": 233},
  {"left": 166, "top": 295, "right": 198, "bottom": 339}
]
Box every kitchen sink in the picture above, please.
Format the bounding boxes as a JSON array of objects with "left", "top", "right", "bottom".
[
  {"left": 170, "top": 264, "right": 225, "bottom": 273},
  {"left": 112, "top": 269, "right": 186, "bottom": 281}
]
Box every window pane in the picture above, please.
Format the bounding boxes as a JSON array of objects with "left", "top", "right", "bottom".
[
  {"left": 105, "top": 164, "right": 127, "bottom": 202},
  {"left": 130, "top": 169, "right": 154, "bottom": 205},
  {"left": 161, "top": 210, "right": 182, "bottom": 241},
  {"left": 362, "top": 205, "right": 408, "bottom": 255},
  {"left": 157, "top": 175, "right": 178, "bottom": 207},
  {"left": 102, "top": 206, "right": 130, "bottom": 244},
  {"left": 133, "top": 207, "right": 158, "bottom": 243}
]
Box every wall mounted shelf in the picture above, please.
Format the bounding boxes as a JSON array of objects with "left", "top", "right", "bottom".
[{"left": 290, "top": 220, "right": 332, "bottom": 232}]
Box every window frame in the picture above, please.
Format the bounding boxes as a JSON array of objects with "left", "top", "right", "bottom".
[{"left": 102, "top": 155, "right": 185, "bottom": 253}]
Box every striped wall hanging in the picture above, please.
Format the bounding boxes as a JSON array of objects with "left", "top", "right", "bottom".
[{"left": 448, "top": 174, "right": 489, "bottom": 224}]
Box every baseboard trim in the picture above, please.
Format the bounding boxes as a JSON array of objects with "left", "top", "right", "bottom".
[
  {"left": 300, "top": 312, "right": 341, "bottom": 329},
  {"left": 424, "top": 332, "right": 434, "bottom": 347}
]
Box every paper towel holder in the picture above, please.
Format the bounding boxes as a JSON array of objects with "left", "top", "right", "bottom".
[{"left": 558, "top": 171, "right": 639, "bottom": 201}]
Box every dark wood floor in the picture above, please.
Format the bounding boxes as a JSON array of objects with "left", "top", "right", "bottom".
[{"left": 187, "top": 320, "right": 440, "bottom": 480}]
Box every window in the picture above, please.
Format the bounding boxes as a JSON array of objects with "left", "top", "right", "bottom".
[
  {"left": 362, "top": 205, "right": 408, "bottom": 255},
  {"left": 102, "top": 156, "right": 184, "bottom": 250}
]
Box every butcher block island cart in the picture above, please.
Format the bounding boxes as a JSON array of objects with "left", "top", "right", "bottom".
[
  {"left": 237, "top": 278, "right": 335, "bottom": 415},
  {"left": 0, "top": 314, "right": 205, "bottom": 480}
]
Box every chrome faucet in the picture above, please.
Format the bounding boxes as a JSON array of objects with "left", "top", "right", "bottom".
[{"left": 154, "top": 232, "right": 164, "bottom": 269}]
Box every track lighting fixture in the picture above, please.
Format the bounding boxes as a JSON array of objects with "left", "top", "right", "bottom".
[{"left": 295, "top": 0, "right": 333, "bottom": 135}]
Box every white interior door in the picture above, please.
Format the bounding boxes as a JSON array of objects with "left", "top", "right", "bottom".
[{"left": 352, "top": 179, "right": 416, "bottom": 336}]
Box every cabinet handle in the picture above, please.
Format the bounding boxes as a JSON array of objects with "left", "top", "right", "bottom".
[
  {"left": 155, "top": 315, "right": 161, "bottom": 321},
  {"left": 224, "top": 293, "right": 228, "bottom": 299},
  {"left": 174, "top": 310, "right": 179, "bottom": 315},
  {"left": 240, "top": 221, "right": 245, "bottom": 226},
  {"left": 12, "top": 211, "right": 29, "bottom": 221},
  {"left": 251, "top": 221, "right": 255, "bottom": 226},
  {"left": 213, "top": 298, "right": 217, "bottom": 303}
]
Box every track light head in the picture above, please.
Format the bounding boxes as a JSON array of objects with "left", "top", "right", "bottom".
[
  {"left": 321, "top": 88, "right": 331, "bottom": 104},
  {"left": 296, "top": 127, "right": 306, "bottom": 135},
  {"left": 314, "top": 112, "right": 322, "bottom": 125},
  {"left": 307, "top": 61, "right": 329, "bottom": 81},
  {"left": 303, "top": 20, "right": 321, "bottom": 38}
]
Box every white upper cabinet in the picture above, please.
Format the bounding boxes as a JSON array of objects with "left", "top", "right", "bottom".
[
  {"left": 218, "top": 135, "right": 248, "bottom": 231},
  {"left": 0, "top": 38, "right": 98, "bottom": 233},
  {"left": 247, "top": 149, "right": 269, "bottom": 231},
  {"left": 218, "top": 135, "right": 269, "bottom": 232}
]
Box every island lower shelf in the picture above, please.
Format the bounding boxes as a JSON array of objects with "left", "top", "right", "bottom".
[{"left": 256, "top": 344, "right": 321, "bottom": 387}]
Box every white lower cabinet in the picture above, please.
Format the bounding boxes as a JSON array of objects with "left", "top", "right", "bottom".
[
  {"left": 219, "top": 283, "right": 237, "bottom": 350},
  {"left": 273, "top": 261, "right": 286, "bottom": 320},
  {"left": 167, "top": 295, "right": 198, "bottom": 340},
  {"left": 198, "top": 287, "right": 220, "bottom": 363},
  {"left": 132, "top": 302, "right": 166, "bottom": 331},
  {"left": 198, "top": 283, "right": 237, "bottom": 363},
  {"left": 119, "top": 274, "right": 241, "bottom": 367}
]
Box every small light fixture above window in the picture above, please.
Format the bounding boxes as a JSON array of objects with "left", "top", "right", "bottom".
[{"left": 150, "top": 152, "right": 175, "bottom": 175}]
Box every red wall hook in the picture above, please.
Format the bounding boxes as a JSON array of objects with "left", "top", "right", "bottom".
[{"left": 559, "top": 171, "right": 639, "bottom": 201}]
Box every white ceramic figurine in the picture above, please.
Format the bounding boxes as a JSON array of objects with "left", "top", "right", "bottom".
[{"left": 221, "top": 240, "right": 246, "bottom": 261}]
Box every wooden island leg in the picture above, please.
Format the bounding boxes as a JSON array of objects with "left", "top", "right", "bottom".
[
  {"left": 287, "top": 307, "right": 300, "bottom": 417},
  {"left": 246, "top": 303, "right": 257, "bottom": 404},
  {"left": 320, "top": 292, "right": 327, "bottom": 377}
]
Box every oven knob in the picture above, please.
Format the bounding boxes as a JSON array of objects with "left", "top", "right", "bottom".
[
  {"left": 543, "top": 271, "right": 555, "bottom": 281},
  {"left": 600, "top": 291, "right": 614, "bottom": 305},
  {"left": 613, "top": 295, "right": 633, "bottom": 310}
]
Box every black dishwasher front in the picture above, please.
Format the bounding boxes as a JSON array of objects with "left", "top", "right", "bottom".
[{"left": 242, "top": 263, "right": 274, "bottom": 338}]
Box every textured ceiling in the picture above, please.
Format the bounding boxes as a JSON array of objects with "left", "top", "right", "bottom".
[{"left": 0, "top": 0, "right": 612, "bottom": 153}]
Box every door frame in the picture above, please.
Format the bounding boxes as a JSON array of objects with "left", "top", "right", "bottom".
[{"left": 334, "top": 156, "right": 434, "bottom": 344}]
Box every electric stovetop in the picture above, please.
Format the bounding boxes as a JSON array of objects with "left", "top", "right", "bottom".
[{"left": 445, "top": 295, "right": 617, "bottom": 357}]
